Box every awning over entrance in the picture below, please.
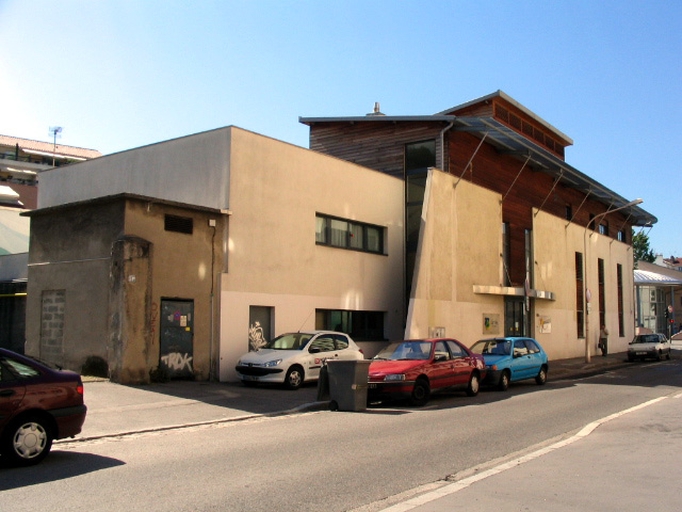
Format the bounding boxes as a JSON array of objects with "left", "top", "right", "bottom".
[
  {"left": 634, "top": 269, "right": 682, "bottom": 286},
  {"left": 473, "top": 284, "right": 556, "bottom": 301}
]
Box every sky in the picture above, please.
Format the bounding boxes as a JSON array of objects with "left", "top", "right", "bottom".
[{"left": 1, "top": 0, "right": 680, "bottom": 256}]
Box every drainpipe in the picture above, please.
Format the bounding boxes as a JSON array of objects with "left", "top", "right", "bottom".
[{"left": 439, "top": 120, "right": 455, "bottom": 170}]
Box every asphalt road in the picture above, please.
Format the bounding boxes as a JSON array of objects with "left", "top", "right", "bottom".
[
  {"left": 378, "top": 393, "right": 682, "bottom": 512},
  {"left": 1, "top": 359, "right": 681, "bottom": 511}
]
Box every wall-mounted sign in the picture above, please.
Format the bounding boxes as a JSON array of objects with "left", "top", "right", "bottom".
[{"left": 482, "top": 314, "right": 500, "bottom": 334}]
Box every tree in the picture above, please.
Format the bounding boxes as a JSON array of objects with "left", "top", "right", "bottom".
[{"left": 633, "top": 230, "right": 655, "bottom": 265}]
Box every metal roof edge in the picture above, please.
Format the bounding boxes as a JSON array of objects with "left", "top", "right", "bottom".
[
  {"left": 299, "top": 115, "right": 456, "bottom": 125},
  {"left": 437, "top": 90, "right": 574, "bottom": 145},
  {"left": 634, "top": 269, "right": 682, "bottom": 286}
]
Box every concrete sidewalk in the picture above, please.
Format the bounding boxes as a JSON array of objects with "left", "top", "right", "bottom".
[{"left": 66, "top": 352, "right": 635, "bottom": 442}]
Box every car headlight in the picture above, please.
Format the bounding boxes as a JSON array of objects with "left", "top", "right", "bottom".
[
  {"left": 384, "top": 374, "right": 405, "bottom": 381},
  {"left": 264, "top": 359, "right": 282, "bottom": 367}
]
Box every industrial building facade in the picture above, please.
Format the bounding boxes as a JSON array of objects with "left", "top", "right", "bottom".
[{"left": 24, "top": 92, "right": 656, "bottom": 382}]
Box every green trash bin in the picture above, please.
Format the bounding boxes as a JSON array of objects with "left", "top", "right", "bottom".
[{"left": 326, "top": 359, "right": 371, "bottom": 411}]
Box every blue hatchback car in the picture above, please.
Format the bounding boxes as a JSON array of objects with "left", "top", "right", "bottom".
[{"left": 470, "top": 337, "right": 549, "bottom": 391}]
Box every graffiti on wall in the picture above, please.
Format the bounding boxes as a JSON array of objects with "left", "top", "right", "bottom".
[
  {"left": 249, "top": 321, "right": 267, "bottom": 351},
  {"left": 161, "top": 351, "right": 194, "bottom": 373}
]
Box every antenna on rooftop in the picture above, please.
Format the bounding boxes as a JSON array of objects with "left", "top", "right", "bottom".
[{"left": 49, "top": 126, "right": 62, "bottom": 166}]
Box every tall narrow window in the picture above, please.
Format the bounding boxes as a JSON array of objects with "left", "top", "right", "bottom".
[
  {"left": 405, "top": 140, "right": 436, "bottom": 172},
  {"left": 575, "top": 252, "right": 584, "bottom": 338},
  {"left": 598, "top": 258, "right": 606, "bottom": 328},
  {"left": 503, "top": 222, "right": 511, "bottom": 286},
  {"left": 617, "top": 264, "right": 624, "bottom": 336}
]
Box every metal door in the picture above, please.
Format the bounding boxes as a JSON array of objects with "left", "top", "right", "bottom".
[
  {"left": 505, "top": 297, "right": 528, "bottom": 337},
  {"left": 159, "top": 300, "right": 194, "bottom": 379}
]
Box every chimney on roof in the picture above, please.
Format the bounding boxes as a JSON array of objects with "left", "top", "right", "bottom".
[{"left": 367, "top": 102, "right": 385, "bottom": 116}]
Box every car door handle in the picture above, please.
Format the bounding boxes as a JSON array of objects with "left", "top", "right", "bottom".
[{"left": 0, "top": 389, "right": 16, "bottom": 397}]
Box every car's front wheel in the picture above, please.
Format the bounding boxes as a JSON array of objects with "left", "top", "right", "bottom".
[
  {"left": 498, "top": 370, "right": 510, "bottom": 391},
  {"left": 466, "top": 372, "right": 480, "bottom": 397},
  {"left": 284, "top": 366, "right": 304, "bottom": 390},
  {"left": 410, "top": 378, "right": 430, "bottom": 406},
  {"left": 535, "top": 366, "right": 548, "bottom": 385},
  {"left": 1, "top": 414, "right": 53, "bottom": 466}
]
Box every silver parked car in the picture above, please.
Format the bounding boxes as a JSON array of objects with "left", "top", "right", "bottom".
[
  {"left": 235, "top": 331, "right": 364, "bottom": 389},
  {"left": 627, "top": 333, "right": 671, "bottom": 361}
]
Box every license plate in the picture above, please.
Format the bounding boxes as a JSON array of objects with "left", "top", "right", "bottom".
[
  {"left": 368, "top": 383, "right": 377, "bottom": 389},
  {"left": 243, "top": 375, "right": 259, "bottom": 381},
  {"left": 635, "top": 352, "right": 647, "bottom": 356}
]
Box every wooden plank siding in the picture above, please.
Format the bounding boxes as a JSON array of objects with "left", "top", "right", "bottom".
[
  {"left": 447, "top": 96, "right": 569, "bottom": 159},
  {"left": 309, "top": 122, "right": 450, "bottom": 179},
  {"left": 308, "top": 120, "right": 632, "bottom": 289}
]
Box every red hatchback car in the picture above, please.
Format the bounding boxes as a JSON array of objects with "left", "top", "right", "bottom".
[
  {"left": 0, "top": 348, "right": 87, "bottom": 466},
  {"left": 368, "top": 338, "right": 486, "bottom": 406}
]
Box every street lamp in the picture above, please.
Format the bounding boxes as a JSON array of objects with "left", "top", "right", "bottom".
[{"left": 584, "top": 198, "right": 643, "bottom": 363}]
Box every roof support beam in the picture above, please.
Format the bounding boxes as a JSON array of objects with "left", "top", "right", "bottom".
[
  {"left": 455, "top": 132, "right": 488, "bottom": 187},
  {"left": 534, "top": 170, "right": 564, "bottom": 218},
  {"left": 566, "top": 189, "right": 593, "bottom": 228},
  {"left": 502, "top": 153, "right": 532, "bottom": 202}
]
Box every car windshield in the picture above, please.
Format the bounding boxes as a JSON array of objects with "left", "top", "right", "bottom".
[
  {"left": 470, "top": 339, "right": 511, "bottom": 356},
  {"left": 264, "top": 333, "right": 313, "bottom": 350},
  {"left": 631, "top": 335, "right": 661, "bottom": 344},
  {"left": 373, "top": 341, "right": 431, "bottom": 361}
]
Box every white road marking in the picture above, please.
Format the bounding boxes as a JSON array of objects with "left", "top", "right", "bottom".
[{"left": 379, "top": 395, "right": 669, "bottom": 512}]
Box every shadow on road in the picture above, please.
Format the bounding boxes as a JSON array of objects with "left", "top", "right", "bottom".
[{"left": 0, "top": 451, "right": 125, "bottom": 491}]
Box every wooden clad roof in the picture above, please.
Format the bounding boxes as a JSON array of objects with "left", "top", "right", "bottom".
[{"left": 300, "top": 91, "right": 657, "bottom": 227}]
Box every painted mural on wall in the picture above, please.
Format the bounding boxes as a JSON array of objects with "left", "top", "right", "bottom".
[{"left": 249, "top": 321, "right": 267, "bottom": 351}]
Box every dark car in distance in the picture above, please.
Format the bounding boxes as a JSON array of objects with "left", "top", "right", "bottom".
[{"left": 0, "top": 348, "right": 87, "bottom": 466}]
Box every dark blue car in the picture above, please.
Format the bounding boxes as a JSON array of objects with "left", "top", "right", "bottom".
[{"left": 470, "top": 337, "right": 549, "bottom": 391}]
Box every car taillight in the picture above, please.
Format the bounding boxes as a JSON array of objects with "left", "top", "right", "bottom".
[{"left": 77, "top": 381, "right": 84, "bottom": 396}]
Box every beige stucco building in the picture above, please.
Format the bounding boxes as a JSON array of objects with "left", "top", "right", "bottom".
[
  {"left": 25, "top": 127, "right": 405, "bottom": 383},
  {"left": 302, "top": 91, "right": 656, "bottom": 362},
  {"left": 24, "top": 91, "right": 658, "bottom": 383}
]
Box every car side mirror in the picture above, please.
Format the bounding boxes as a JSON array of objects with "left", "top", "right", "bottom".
[{"left": 309, "top": 347, "right": 321, "bottom": 354}]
